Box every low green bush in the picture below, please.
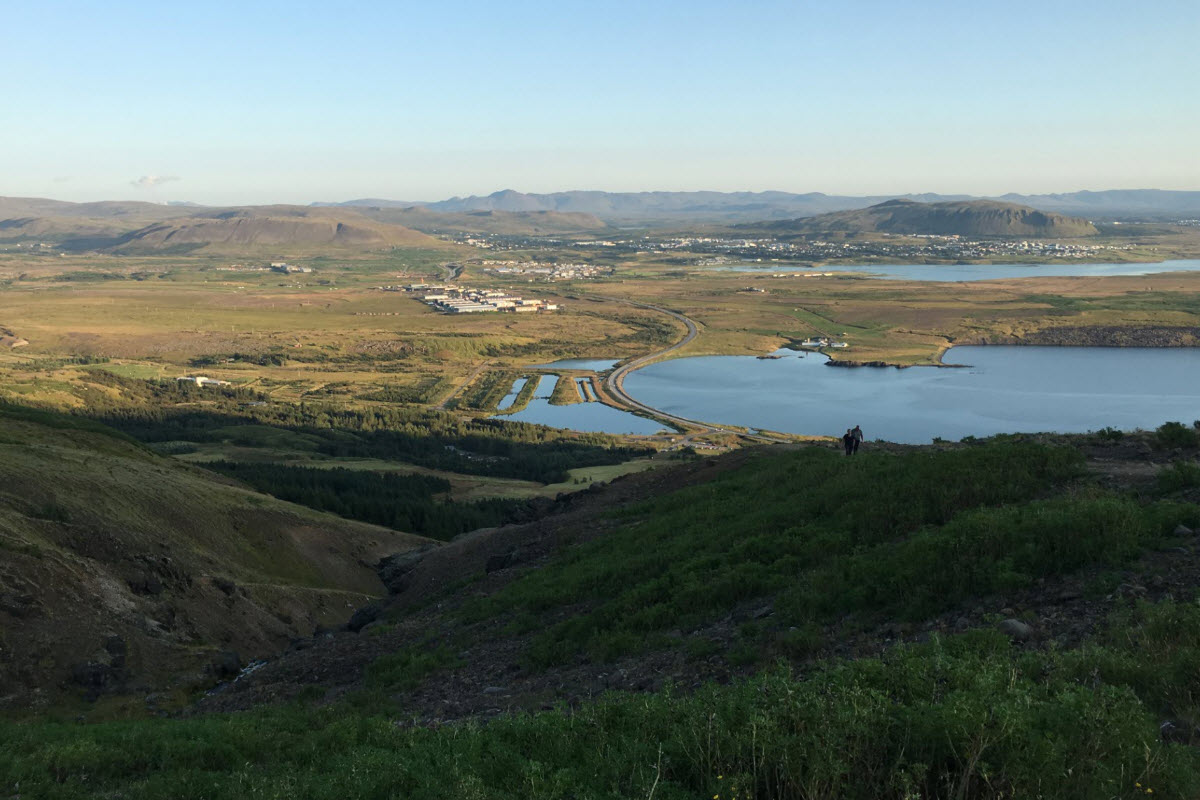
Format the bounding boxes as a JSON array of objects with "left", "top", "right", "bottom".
[
  {"left": 1156, "top": 421, "right": 1200, "bottom": 450},
  {"left": 6, "top": 607, "right": 1200, "bottom": 799},
  {"left": 1159, "top": 460, "right": 1200, "bottom": 494}
]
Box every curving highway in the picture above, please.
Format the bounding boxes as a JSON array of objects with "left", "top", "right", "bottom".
[{"left": 597, "top": 297, "right": 791, "bottom": 443}]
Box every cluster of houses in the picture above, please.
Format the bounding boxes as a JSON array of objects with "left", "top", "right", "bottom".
[
  {"left": 398, "top": 285, "right": 558, "bottom": 314},
  {"left": 799, "top": 337, "right": 849, "bottom": 349},
  {"left": 215, "top": 262, "right": 314, "bottom": 274},
  {"left": 477, "top": 260, "right": 612, "bottom": 281}
]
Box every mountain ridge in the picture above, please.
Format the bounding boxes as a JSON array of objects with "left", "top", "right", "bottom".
[
  {"left": 752, "top": 198, "right": 1100, "bottom": 237},
  {"left": 318, "top": 188, "right": 1200, "bottom": 223}
]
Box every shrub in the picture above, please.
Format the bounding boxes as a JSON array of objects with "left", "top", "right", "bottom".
[
  {"left": 1156, "top": 421, "right": 1200, "bottom": 450},
  {"left": 1159, "top": 461, "right": 1200, "bottom": 494}
]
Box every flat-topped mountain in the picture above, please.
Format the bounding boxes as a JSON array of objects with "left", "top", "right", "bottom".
[{"left": 757, "top": 199, "right": 1100, "bottom": 237}]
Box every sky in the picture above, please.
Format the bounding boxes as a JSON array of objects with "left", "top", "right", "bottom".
[{"left": 2, "top": 0, "right": 1197, "bottom": 205}]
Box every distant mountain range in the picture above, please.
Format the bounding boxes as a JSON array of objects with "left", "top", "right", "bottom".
[
  {"left": 0, "top": 196, "right": 606, "bottom": 251},
  {"left": 105, "top": 207, "right": 443, "bottom": 254},
  {"left": 752, "top": 199, "right": 1099, "bottom": 238},
  {"left": 1, "top": 188, "right": 1198, "bottom": 253},
  {"left": 321, "top": 189, "right": 1200, "bottom": 224},
  {"left": 0, "top": 201, "right": 450, "bottom": 253}
]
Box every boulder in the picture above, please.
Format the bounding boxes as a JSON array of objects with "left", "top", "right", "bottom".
[
  {"left": 346, "top": 600, "right": 387, "bottom": 633},
  {"left": 378, "top": 543, "right": 438, "bottom": 593},
  {"left": 70, "top": 662, "right": 121, "bottom": 699},
  {"left": 1161, "top": 718, "right": 1200, "bottom": 745},
  {"left": 997, "top": 618, "right": 1034, "bottom": 642},
  {"left": 486, "top": 548, "right": 520, "bottom": 574},
  {"left": 103, "top": 635, "right": 127, "bottom": 669},
  {"left": 1174, "top": 524, "right": 1195, "bottom": 537},
  {"left": 128, "top": 572, "right": 164, "bottom": 596}
]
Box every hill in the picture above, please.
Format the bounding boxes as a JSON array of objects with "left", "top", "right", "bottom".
[
  {"left": 0, "top": 216, "right": 139, "bottom": 246},
  {"left": 349, "top": 205, "right": 608, "bottom": 235},
  {"left": 757, "top": 198, "right": 1100, "bottom": 237},
  {"left": 0, "top": 197, "right": 199, "bottom": 222},
  {"left": 0, "top": 404, "right": 428, "bottom": 708},
  {"left": 0, "top": 199, "right": 452, "bottom": 253},
  {"left": 5, "top": 433, "right": 1200, "bottom": 797},
  {"left": 328, "top": 189, "right": 1200, "bottom": 224},
  {"left": 1000, "top": 188, "right": 1200, "bottom": 219},
  {"left": 106, "top": 207, "right": 447, "bottom": 253}
]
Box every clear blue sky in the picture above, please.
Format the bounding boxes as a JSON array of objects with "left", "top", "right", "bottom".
[{"left": 2, "top": 0, "right": 1197, "bottom": 204}]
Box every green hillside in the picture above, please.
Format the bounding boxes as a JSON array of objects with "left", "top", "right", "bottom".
[
  {"left": 0, "top": 404, "right": 429, "bottom": 708},
  {"left": 5, "top": 433, "right": 1200, "bottom": 797}
]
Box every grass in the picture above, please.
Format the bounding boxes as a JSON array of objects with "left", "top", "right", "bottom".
[
  {"left": 5, "top": 602, "right": 1200, "bottom": 798},
  {"left": 548, "top": 374, "right": 583, "bottom": 405},
  {"left": 364, "top": 645, "right": 461, "bottom": 691},
  {"left": 460, "top": 441, "right": 1200, "bottom": 667}
]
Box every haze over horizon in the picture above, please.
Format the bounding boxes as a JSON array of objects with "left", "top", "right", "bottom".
[{"left": 3, "top": 0, "right": 1197, "bottom": 206}]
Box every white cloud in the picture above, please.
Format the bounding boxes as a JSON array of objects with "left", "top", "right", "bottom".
[{"left": 130, "top": 175, "right": 181, "bottom": 189}]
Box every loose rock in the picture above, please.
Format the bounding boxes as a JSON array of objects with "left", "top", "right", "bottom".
[
  {"left": 346, "top": 600, "right": 387, "bottom": 633},
  {"left": 998, "top": 618, "right": 1034, "bottom": 642}
]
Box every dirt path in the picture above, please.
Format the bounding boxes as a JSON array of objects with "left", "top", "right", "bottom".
[{"left": 436, "top": 361, "right": 488, "bottom": 410}]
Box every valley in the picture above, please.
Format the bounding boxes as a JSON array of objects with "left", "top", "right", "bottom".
[{"left": 2, "top": 195, "right": 1200, "bottom": 797}]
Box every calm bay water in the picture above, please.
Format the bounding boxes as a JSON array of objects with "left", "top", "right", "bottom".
[
  {"left": 722, "top": 259, "right": 1200, "bottom": 282},
  {"left": 622, "top": 346, "right": 1200, "bottom": 443},
  {"left": 502, "top": 375, "right": 668, "bottom": 435}
]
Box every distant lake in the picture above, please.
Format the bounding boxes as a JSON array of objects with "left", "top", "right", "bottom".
[
  {"left": 502, "top": 375, "right": 669, "bottom": 435},
  {"left": 622, "top": 346, "right": 1200, "bottom": 443},
  {"left": 527, "top": 358, "right": 621, "bottom": 371},
  {"left": 721, "top": 259, "right": 1200, "bottom": 282}
]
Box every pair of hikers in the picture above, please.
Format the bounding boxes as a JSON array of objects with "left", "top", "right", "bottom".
[{"left": 841, "top": 425, "right": 863, "bottom": 455}]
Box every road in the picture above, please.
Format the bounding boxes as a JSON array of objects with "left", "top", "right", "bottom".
[
  {"left": 436, "top": 361, "right": 488, "bottom": 410},
  {"left": 601, "top": 300, "right": 714, "bottom": 430},
  {"left": 598, "top": 298, "right": 791, "bottom": 443}
]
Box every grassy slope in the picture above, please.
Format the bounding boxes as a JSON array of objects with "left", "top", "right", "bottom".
[
  {"left": 4, "top": 439, "right": 1200, "bottom": 797},
  {"left": 464, "top": 441, "right": 1196, "bottom": 666},
  {"left": 0, "top": 404, "right": 428, "bottom": 706}
]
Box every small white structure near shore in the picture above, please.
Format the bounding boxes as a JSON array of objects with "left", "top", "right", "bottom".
[{"left": 176, "top": 376, "right": 231, "bottom": 387}]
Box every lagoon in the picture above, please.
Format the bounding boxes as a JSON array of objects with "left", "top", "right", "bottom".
[
  {"left": 503, "top": 375, "right": 669, "bottom": 435},
  {"left": 721, "top": 259, "right": 1200, "bottom": 282},
  {"left": 527, "top": 358, "right": 620, "bottom": 371},
  {"left": 622, "top": 346, "right": 1200, "bottom": 443}
]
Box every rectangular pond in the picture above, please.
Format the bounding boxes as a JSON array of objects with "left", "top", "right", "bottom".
[{"left": 501, "top": 375, "right": 671, "bottom": 435}]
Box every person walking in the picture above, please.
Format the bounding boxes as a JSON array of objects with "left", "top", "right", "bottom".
[
  {"left": 841, "top": 428, "right": 855, "bottom": 456},
  {"left": 851, "top": 425, "right": 864, "bottom": 454}
]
